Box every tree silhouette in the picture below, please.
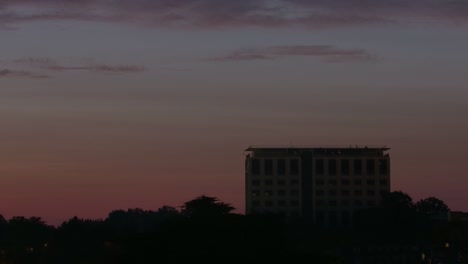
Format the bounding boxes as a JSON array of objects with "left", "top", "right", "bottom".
[
  {"left": 415, "top": 197, "right": 450, "bottom": 219},
  {"left": 181, "top": 195, "right": 235, "bottom": 218}
]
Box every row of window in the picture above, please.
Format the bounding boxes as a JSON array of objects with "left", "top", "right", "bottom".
[
  {"left": 316, "top": 199, "right": 377, "bottom": 207},
  {"left": 251, "top": 200, "right": 299, "bottom": 207},
  {"left": 250, "top": 158, "right": 389, "bottom": 176},
  {"left": 316, "top": 179, "right": 388, "bottom": 186},
  {"left": 251, "top": 179, "right": 388, "bottom": 187},
  {"left": 252, "top": 190, "right": 300, "bottom": 197},
  {"left": 251, "top": 159, "right": 299, "bottom": 175},
  {"left": 251, "top": 179, "right": 299, "bottom": 187},
  {"left": 252, "top": 189, "right": 387, "bottom": 198},
  {"left": 316, "top": 189, "right": 386, "bottom": 197}
]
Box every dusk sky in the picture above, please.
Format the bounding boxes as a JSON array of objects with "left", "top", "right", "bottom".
[{"left": 1, "top": 0, "right": 467, "bottom": 225}]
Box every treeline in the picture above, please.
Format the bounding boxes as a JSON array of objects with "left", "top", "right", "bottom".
[{"left": 0, "top": 193, "right": 467, "bottom": 263}]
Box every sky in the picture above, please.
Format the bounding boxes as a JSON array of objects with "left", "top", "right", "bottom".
[{"left": 1, "top": 0, "right": 468, "bottom": 225}]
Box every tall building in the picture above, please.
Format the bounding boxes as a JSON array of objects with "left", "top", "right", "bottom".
[{"left": 245, "top": 146, "right": 390, "bottom": 226}]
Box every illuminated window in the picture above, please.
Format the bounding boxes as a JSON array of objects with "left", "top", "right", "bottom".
[{"left": 252, "top": 190, "right": 260, "bottom": 197}]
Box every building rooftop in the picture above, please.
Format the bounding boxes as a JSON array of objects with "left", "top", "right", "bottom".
[{"left": 245, "top": 145, "right": 390, "bottom": 151}]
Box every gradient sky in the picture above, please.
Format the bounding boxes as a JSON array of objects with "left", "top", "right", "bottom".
[{"left": 1, "top": 0, "right": 468, "bottom": 225}]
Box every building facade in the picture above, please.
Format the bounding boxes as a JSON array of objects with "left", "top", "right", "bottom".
[{"left": 245, "top": 146, "right": 390, "bottom": 226}]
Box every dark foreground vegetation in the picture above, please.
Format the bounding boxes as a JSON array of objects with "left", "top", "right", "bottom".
[{"left": 1, "top": 192, "right": 467, "bottom": 263}]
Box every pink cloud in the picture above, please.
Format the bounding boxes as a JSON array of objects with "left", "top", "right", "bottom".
[{"left": 209, "top": 45, "right": 375, "bottom": 62}]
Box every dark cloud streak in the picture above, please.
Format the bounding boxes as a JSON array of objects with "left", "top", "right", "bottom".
[
  {"left": 0, "top": 69, "right": 49, "bottom": 79},
  {"left": 209, "top": 45, "right": 375, "bottom": 63},
  {"left": 1, "top": 0, "right": 468, "bottom": 29}
]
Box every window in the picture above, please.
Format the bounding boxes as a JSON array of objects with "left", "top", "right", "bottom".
[
  {"left": 265, "top": 200, "right": 274, "bottom": 207},
  {"left": 379, "top": 159, "right": 388, "bottom": 175},
  {"left": 290, "top": 189, "right": 299, "bottom": 196},
  {"left": 367, "top": 190, "right": 375, "bottom": 196},
  {"left": 354, "top": 190, "right": 363, "bottom": 196},
  {"left": 252, "top": 180, "right": 260, "bottom": 186},
  {"left": 290, "top": 159, "right": 299, "bottom": 175},
  {"left": 290, "top": 179, "right": 299, "bottom": 185},
  {"left": 252, "top": 159, "right": 261, "bottom": 175},
  {"left": 380, "top": 179, "right": 388, "bottom": 185},
  {"left": 277, "top": 180, "right": 286, "bottom": 186},
  {"left": 252, "top": 200, "right": 260, "bottom": 207},
  {"left": 354, "top": 159, "right": 362, "bottom": 175},
  {"left": 328, "top": 159, "right": 337, "bottom": 175},
  {"left": 342, "top": 200, "right": 350, "bottom": 206},
  {"left": 328, "top": 200, "right": 337, "bottom": 207},
  {"left": 316, "top": 179, "right": 325, "bottom": 186},
  {"left": 366, "top": 159, "right": 375, "bottom": 175},
  {"left": 277, "top": 159, "right": 286, "bottom": 175},
  {"left": 341, "top": 159, "right": 350, "bottom": 175},
  {"left": 316, "top": 200, "right": 325, "bottom": 207},
  {"left": 290, "top": 200, "right": 299, "bottom": 206},
  {"left": 342, "top": 179, "right": 350, "bottom": 186},
  {"left": 316, "top": 159, "right": 324, "bottom": 175},
  {"left": 367, "top": 200, "right": 376, "bottom": 207},
  {"left": 265, "top": 190, "right": 273, "bottom": 196},
  {"left": 329, "top": 190, "right": 337, "bottom": 196},
  {"left": 316, "top": 190, "right": 325, "bottom": 196},
  {"left": 278, "top": 200, "right": 286, "bottom": 206},
  {"left": 265, "top": 159, "right": 273, "bottom": 175},
  {"left": 278, "top": 190, "right": 286, "bottom": 196},
  {"left": 252, "top": 190, "right": 260, "bottom": 197},
  {"left": 366, "top": 179, "right": 375, "bottom": 186},
  {"left": 341, "top": 190, "right": 350, "bottom": 196},
  {"left": 354, "top": 200, "right": 363, "bottom": 206},
  {"left": 265, "top": 180, "right": 273, "bottom": 186},
  {"left": 328, "top": 179, "right": 337, "bottom": 186},
  {"left": 354, "top": 179, "right": 362, "bottom": 185}
]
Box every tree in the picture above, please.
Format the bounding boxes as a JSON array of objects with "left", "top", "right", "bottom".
[
  {"left": 381, "top": 191, "right": 414, "bottom": 210},
  {"left": 180, "top": 195, "right": 235, "bottom": 218},
  {"left": 415, "top": 197, "right": 450, "bottom": 219}
]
